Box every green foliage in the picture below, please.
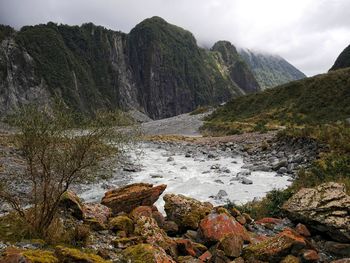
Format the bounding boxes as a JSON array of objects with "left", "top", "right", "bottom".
[{"left": 0, "top": 24, "right": 14, "bottom": 42}]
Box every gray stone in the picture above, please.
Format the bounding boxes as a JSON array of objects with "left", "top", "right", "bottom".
[{"left": 241, "top": 178, "right": 253, "bottom": 185}]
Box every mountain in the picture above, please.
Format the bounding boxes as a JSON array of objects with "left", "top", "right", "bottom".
[
  {"left": 211, "top": 41, "right": 260, "bottom": 93},
  {"left": 0, "top": 17, "right": 261, "bottom": 119},
  {"left": 238, "top": 49, "right": 306, "bottom": 90},
  {"left": 330, "top": 44, "right": 350, "bottom": 71},
  {"left": 204, "top": 67, "right": 350, "bottom": 131}
]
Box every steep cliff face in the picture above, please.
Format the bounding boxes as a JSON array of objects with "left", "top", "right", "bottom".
[
  {"left": 329, "top": 44, "right": 350, "bottom": 71},
  {"left": 211, "top": 41, "right": 260, "bottom": 93},
  {"left": 0, "top": 17, "right": 259, "bottom": 119},
  {"left": 238, "top": 49, "right": 306, "bottom": 90}
]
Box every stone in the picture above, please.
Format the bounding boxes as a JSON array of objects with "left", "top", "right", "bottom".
[
  {"left": 122, "top": 244, "right": 176, "bottom": 263},
  {"left": 198, "top": 251, "right": 212, "bottom": 262},
  {"left": 324, "top": 241, "right": 350, "bottom": 257},
  {"left": 242, "top": 229, "right": 307, "bottom": 262},
  {"left": 236, "top": 215, "right": 247, "bottom": 225},
  {"left": 55, "top": 246, "right": 109, "bottom": 263},
  {"left": 301, "top": 250, "right": 319, "bottom": 262},
  {"left": 101, "top": 183, "right": 166, "bottom": 214},
  {"left": 177, "top": 256, "right": 201, "bottom": 263},
  {"left": 0, "top": 247, "right": 58, "bottom": 263},
  {"left": 218, "top": 233, "right": 244, "bottom": 257},
  {"left": 164, "top": 193, "right": 213, "bottom": 231},
  {"left": 167, "top": 156, "right": 174, "bottom": 162},
  {"left": 214, "top": 179, "right": 224, "bottom": 184},
  {"left": 295, "top": 223, "right": 311, "bottom": 237},
  {"left": 241, "top": 178, "right": 253, "bottom": 185},
  {"left": 83, "top": 203, "right": 111, "bottom": 230},
  {"left": 59, "top": 191, "right": 84, "bottom": 220},
  {"left": 331, "top": 259, "right": 350, "bottom": 263},
  {"left": 198, "top": 212, "right": 250, "bottom": 244},
  {"left": 134, "top": 216, "right": 177, "bottom": 258},
  {"left": 175, "top": 239, "right": 196, "bottom": 257},
  {"left": 280, "top": 255, "right": 301, "bottom": 263},
  {"left": 112, "top": 237, "right": 141, "bottom": 249},
  {"left": 216, "top": 190, "right": 228, "bottom": 199},
  {"left": 130, "top": 206, "right": 153, "bottom": 219},
  {"left": 282, "top": 182, "right": 350, "bottom": 242},
  {"left": 162, "top": 221, "right": 179, "bottom": 235},
  {"left": 109, "top": 215, "right": 134, "bottom": 235}
]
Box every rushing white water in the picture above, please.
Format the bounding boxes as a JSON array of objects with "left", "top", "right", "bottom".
[{"left": 79, "top": 142, "right": 292, "bottom": 212}]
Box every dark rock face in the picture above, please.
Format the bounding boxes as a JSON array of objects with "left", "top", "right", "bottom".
[
  {"left": 330, "top": 44, "right": 350, "bottom": 71},
  {"left": 238, "top": 48, "right": 306, "bottom": 90},
  {"left": 0, "top": 17, "right": 259, "bottom": 119},
  {"left": 211, "top": 41, "right": 260, "bottom": 93}
]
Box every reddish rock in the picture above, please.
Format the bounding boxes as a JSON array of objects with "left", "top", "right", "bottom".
[
  {"left": 295, "top": 223, "right": 311, "bottom": 237},
  {"left": 242, "top": 229, "right": 307, "bottom": 262},
  {"left": 218, "top": 233, "right": 244, "bottom": 258},
  {"left": 231, "top": 207, "right": 242, "bottom": 217},
  {"left": 210, "top": 249, "right": 231, "bottom": 263},
  {"left": 175, "top": 239, "right": 196, "bottom": 257},
  {"left": 236, "top": 215, "right": 247, "bottom": 225},
  {"left": 83, "top": 203, "right": 111, "bottom": 229},
  {"left": 232, "top": 257, "right": 245, "bottom": 263},
  {"left": 198, "top": 251, "right": 212, "bottom": 262},
  {"left": 255, "top": 217, "right": 283, "bottom": 225},
  {"left": 242, "top": 213, "right": 253, "bottom": 224},
  {"left": 130, "top": 206, "right": 153, "bottom": 219},
  {"left": 331, "top": 259, "right": 350, "bottom": 263},
  {"left": 301, "top": 250, "right": 319, "bottom": 262},
  {"left": 152, "top": 210, "right": 166, "bottom": 226},
  {"left": 198, "top": 213, "right": 250, "bottom": 244},
  {"left": 101, "top": 183, "right": 166, "bottom": 214}
]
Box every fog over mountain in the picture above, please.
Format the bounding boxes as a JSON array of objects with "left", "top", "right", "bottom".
[{"left": 1, "top": 0, "right": 350, "bottom": 76}]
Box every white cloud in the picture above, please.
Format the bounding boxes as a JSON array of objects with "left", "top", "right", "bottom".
[{"left": 0, "top": 0, "right": 349, "bottom": 76}]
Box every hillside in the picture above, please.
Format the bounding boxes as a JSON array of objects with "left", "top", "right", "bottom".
[
  {"left": 330, "top": 44, "right": 350, "bottom": 71},
  {"left": 0, "top": 17, "right": 261, "bottom": 119},
  {"left": 239, "top": 49, "right": 306, "bottom": 90},
  {"left": 203, "top": 68, "right": 350, "bottom": 134}
]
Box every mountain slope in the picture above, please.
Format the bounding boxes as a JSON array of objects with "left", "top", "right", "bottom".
[
  {"left": 205, "top": 68, "right": 350, "bottom": 129},
  {"left": 1, "top": 17, "right": 260, "bottom": 119},
  {"left": 239, "top": 49, "right": 306, "bottom": 90},
  {"left": 330, "top": 44, "right": 350, "bottom": 71},
  {"left": 211, "top": 41, "right": 260, "bottom": 93}
]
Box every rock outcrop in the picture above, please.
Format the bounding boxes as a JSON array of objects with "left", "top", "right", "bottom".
[
  {"left": 282, "top": 182, "right": 350, "bottom": 242},
  {"left": 330, "top": 44, "right": 350, "bottom": 71},
  {"left": 101, "top": 183, "right": 166, "bottom": 214}
]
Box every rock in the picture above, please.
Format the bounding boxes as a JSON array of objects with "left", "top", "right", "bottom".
[
  {"left": 198, "top": 212, "right": 250, "bottom": 244},
  {"left": 181, "top": 166, "right": 187, "bottom": 170},
  {"left": 123, "top": 165, "right": 141, "bottom": 172},
  {"left": 164, "top": 194, "right": 213, "bottom": 231},
  {"left": 282, "top": 182, "right": 350, "bottom": 242},
  {"left": 59, "top": 191, "right": 84, "bottom": 220},
  {"left": 198, "top": 251, "right": 212, "bottom": 262},
  {"left": 331, "top": 259, "right": 350, "bottom": 263},
  {"left": 241, "top": 178, "right": 253, "bottom": 185},
  {"left": 150, "top": 173, "right": 163, "bottom": 178},
  {"left": 210, "top": 249, "right": 232, "bottom": 263},
  {"left": 237, "top": 171, "right": 251, "bottom": 177},
  {"left": 236, "top": 215, "right": 247, "bottom": 225},
  {"left": 273, "top": 159, "right": 288, "bottom": 170},
  {"left": 242, "top": 229, "right": 307, "bottom": 262},
  {"left": 134, "top": 216, "right": 177, "bottom": 257},
  {"left": 242, "top": 213, "right": 253, "bottom": 224},
  {"left": 55, "top": 246, "right": 109, "bottom": 263},
  {"left": 130, "top": 206, "right": 153, "bottom": 219},
  {"left": 122, "top": 244, "right": 176, "bottom": 263},
  {"left": 101, "top": 183, "right": 166, "bottom": 214},
  {"left": 301, "top": 250, "right": 319, "bottom": 262},
  {"left": 175, "top": 239, "right": 196, "bottom": 257},
  {"left": 162, "top": 221, "right": 179, "bottom": 235},
  {"left": 184, "top": 230, "right": 198, "bottom": 242},
  {"left": 295, "top": 223, "right": 311, "bottom": 237},
  {"left": 112, "top": 236, "right": 141, "bottom": 249},
  {"left": 324, "top": 241, "right": 350, "bottom": 257},
  {"left": 278, "top": 167, "right": 288, "bottom": 174},
  {"left": 177, "top": 256, "right": 201, "bottom": 263},
  {"left": 214, "top": 179, "right": 224, "bottom": 184},
  {"left": 167, "top": 156, "right": 174, "bottom": 162},
  {"left": 83, "top": 203, "right": 111, "bottom": 230},
  {"left": 218, "top": 233, "right": 244, "bottom": 257},
  {"left": 216, "top": 190, "right": 228, "bottom": 199},
  {"left": 109, "top": 215, "right": 134, "bottom": 235}
]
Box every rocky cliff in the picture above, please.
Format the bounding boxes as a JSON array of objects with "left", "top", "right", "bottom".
[
  {"left": 239, "top": 48, "right": 306, "bottom": 90},
  {"left": 330, "top": 44, "right": 350, "bottom": 71},
  {"left": 0, "top": 17, "right": 261, "bottom": 119}
]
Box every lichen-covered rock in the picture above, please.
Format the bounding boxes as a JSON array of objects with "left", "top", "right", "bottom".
[
  {"left": 134, "top": 216, "right": 177, "bottom": 257},
  {"left": 101, "top": 183, "right": 166, "bottom": 214},
  {"left": 55, "top": 246, "right": 109, "bottom": 263},
  {"left": 109, "top": 215, "right": 134, "bottom": 235},
  {"left": 59, "top": 191, "right": 84, "bottom": 219},
  {"left": 301, "top": 250, "right": 319, "bottom": 262},
  {"left": 83, "top": 203, "right": 111, "bottom": 230},
  {"left": 282, "top": 182, "right": 350, "bottom": 242},
  {"left": 280, "top": 255, "right": 301, "bottom": 263},
  {"left": 198, "top": 212, "right": 250, "bottom": 244},
  {"left": 242, "top": 229, "right": 307, "bottom": 262},
  {"left": 295, "top": 223, "right": 311, "bottom": 237},
  {"left": 130, "top": 206, "right": 153, "bottom": 219},
  {"left": 122, "top": 244, "right": 176, "bottom": 263},
  {"left": 177, "top": 256, "right": 201, "bottom": 263},
  {"left": 163, "top": 194, "right": 213, "bottom": 231},
  {"left": 218, "top": 233, "right": 244, "bottom": 258},
  {"left": 0, "top": 247, "right": 58, "bottom": 263},
  {"left": 112, "top": 237, "right": 141, "bottom": 249}
]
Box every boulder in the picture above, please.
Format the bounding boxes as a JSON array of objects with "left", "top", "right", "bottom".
[
  {"left": 324, "top": 241, "right": 350, "bottom": 257},
  {"left": 164, "top": 194, "right": 213, "bottom": 231},
  {"left": 101, "top": 183, "right": 166, "bottom": 214},
  {"left": 301, "top": 250, "right": 319, "bottom": 262},
  {"left": 198, "top": 212, "right": 250, "bottom": 244},
  {"left": 122, "top": 244, "right": 176, "bottom": 263},
  {"left": 331, "top": 259, "right": 350, "bottom": 263},
  {"left": 242, "top": 229, "right": 307, "bottom": 262},
  {"left": 134, "top": 216, "right": 177, "bottom": 258},
  {"left": 295, "top": 223, "right": 311, "bottom": 237},
  {"left": 282, "top": 182, "right": 350, "bottom": 242},
  {"left": 59, "top": 191, "right": 84, "bottom": 219},
  {"left": 280, "top": 255, "right": 301, "bottom": 263},
  {"left": 218, "top": 233, "right": 244, "bottom": 258},
  {"left": 109, "top": 215, "right": 134, "bottom": 235},
  {"left": 0, "top": 247, "right": 58, "bottom": 263},
  {"left": 83, "top": 203, "right": 111, "bottom": 230}
]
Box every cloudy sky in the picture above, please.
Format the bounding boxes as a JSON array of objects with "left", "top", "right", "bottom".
[{"left": 0, "top": 0, "right": 349, "bottom": 76}]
